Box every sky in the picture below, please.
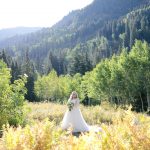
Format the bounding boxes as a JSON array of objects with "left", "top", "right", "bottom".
[{"left": 0, "top": 0, "right": 93, "bottom": 29}]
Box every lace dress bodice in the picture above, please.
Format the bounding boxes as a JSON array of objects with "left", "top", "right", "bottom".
[{"left": 68, "top": 98, "right": 80, "bottom": 108}]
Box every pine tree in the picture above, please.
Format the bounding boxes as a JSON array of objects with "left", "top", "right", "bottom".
[
  {"left": 11, "top": 61, "right": 21, "bottom": 83},
  {"left": 22, "top": 49, "right": 36, "bottom": 101}
]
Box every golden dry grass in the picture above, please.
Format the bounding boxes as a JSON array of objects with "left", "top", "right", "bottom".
[
  {"left": 0, "top": 139, "right": 3, "bottom": 150},
  {"left": 27, "top": 102, "right": 122, "bottom": 125},
  {"left": 1, "top": 102, "right": 150, "bottom": 150}
]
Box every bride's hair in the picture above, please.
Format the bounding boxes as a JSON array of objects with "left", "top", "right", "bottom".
[{"left": 70, "top": 91, "right": 78, "bottom": 100}]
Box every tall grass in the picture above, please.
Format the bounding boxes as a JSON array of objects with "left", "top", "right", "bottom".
[
  {"left": 27, "top": 102, "right": 123, "bottom": 125},
  {"left": 1, "top": 102, "right": 150, "bottom": 150}
]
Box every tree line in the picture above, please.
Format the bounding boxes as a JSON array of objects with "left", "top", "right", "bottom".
[
  {"left": 34, "top": 41, "right": 150, "bottom": 112},
  {"left": 1, "top": 40, "right": 150, "bottom": 112}
]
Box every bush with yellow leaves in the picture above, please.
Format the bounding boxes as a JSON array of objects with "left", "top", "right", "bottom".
[{"left": 0, "top": 103, "right": 150, "bottom": 150}]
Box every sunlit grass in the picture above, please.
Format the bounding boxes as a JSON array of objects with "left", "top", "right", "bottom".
[
  {"left": 27, "top": 102, "right": 123, "bottom": 125},
  {"left": 1, "top": 102, "right": 150, "bottom": 150}
]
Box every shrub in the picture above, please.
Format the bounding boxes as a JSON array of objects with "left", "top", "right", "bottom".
[{"left": 0, "top": 60, "right": 27, "bottom": 129}]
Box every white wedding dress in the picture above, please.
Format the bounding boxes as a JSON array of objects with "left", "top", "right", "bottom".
[{"left": 61, "top": 98, "right": 89, "bottom": 132}]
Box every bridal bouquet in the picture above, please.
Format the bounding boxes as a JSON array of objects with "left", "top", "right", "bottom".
[{"left": 67, "top": 101, "right": 74, "bottom": 111}]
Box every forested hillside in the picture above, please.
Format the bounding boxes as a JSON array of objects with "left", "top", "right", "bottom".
[
  {"left": 0, "top": 0, "right": 150, "bottom": 75},
  {"left": 1, "top": 0, "right": 150, "bottom": 108}
]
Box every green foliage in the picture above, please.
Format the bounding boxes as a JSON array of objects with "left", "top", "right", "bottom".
[
  {"left": 34, "top": 70, "right": 83, "bottom": 102},
  {"left": 34, "top": 70, "right": 58, "bottom": 101},
  {"left": 1, "top": 0, "right": 150, "bottom": 110},
  {"left": 90, "top": 41, "right": 150, "bottom": 111},
  {"left": 0, "top": 0, "right": 150, "bottom": 76},
  {"left": 0, "top": 60, "right": 27, "bottom": 129},
  {"left": 68, "top": 45, "right": 93, "bottom": 75},
  {"left": 34, "top": 40, "right": 150, "bottom": 111}
]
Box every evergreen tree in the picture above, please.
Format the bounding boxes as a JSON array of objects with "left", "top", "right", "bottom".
[
  {"left": 11, "top": 61, "right": 21, "bottom": 83},
  {"left": 22, "top": 49, "right": 36, "bottom": 101}
]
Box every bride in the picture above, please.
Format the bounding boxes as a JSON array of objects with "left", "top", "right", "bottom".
[{"left": 61, "top": 91, "right": 89, "bottom": 132}]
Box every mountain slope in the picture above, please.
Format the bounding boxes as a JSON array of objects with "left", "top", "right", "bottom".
[
  {"left": 0, "top": 0, "right": 148, "bottom": 50},
  {"left": 0, "top": 27, "right": 41, "bottom": 41},
  {"left": 0, "top": 0, "right": 150, "bottom": 75},
  {"left": 54, "top": 0, "right": 148, "bottom": 29}
]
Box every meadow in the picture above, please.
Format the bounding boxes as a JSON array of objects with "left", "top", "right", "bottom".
[{"left": 0, "top": 102, "right": 150, "bottom": 150}]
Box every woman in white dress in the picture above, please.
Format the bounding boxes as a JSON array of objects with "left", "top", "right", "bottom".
[{"left": 61, "top": 91, "right": 89, "bottom": 132}]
